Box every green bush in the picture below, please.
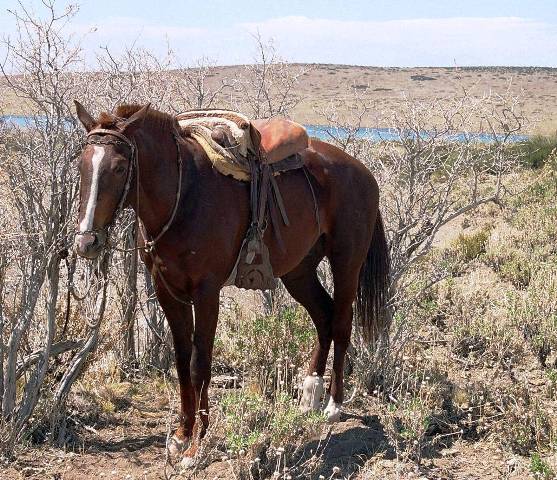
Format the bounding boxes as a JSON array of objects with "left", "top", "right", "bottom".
[
  {"left": 220, "top": 389, "right": 324, "bottom": 453},
  {"left": 516, "top": 135, "right": 557, "bottom": 169},
  {"left": 221, "top": 390, "right": 266, "bottom": 452},
  {"left": 217, "top": 305, "right": 315, "bottom": 396},
  {"left": 452, "top": 228, "right": 490, "bottom": 262},
  {"left": 530, "top": 452, "right": 554, "bottom": 479},
  {"left": 498, "top": 253, "right": 532, "bottom": 288}
]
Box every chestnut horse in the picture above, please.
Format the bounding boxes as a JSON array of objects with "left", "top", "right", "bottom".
[{"left": 73, "top": 101, "right": 389, "bottom": 467}]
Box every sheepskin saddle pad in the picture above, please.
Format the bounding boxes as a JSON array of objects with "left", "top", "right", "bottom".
[{"left": 176, "top": 109, "right": 308, "bottom": 181}]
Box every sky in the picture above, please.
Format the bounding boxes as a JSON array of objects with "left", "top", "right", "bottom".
[{"left": 1, "top": 0, "right": 557, "bottom": 67}]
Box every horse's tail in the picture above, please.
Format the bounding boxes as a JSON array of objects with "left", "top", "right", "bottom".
[{"left": 355, "top": 211, "right": 391, "bottom": 344}]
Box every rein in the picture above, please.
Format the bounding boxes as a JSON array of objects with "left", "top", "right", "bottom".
[
  {"left": 138, "top": 130, "right": 184, "bottom": 252},
  {"left": 83, "top": 127, "right": 183, "bottom": 253},
  {"left": 81, "top": 126, "right": 192, "bottom": 306}
]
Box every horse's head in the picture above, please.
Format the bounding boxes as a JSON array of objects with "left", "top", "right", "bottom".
[{"left": 73, "top": 101, "right": 150, "bottom": 258}]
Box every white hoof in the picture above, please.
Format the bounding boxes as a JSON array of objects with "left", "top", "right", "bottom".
[
  {"left": 167, "top": 435, "right": 186, "bottom": 457},
  {"left": 324, "top": 396, "right": 342, "bottom": 423},
  {"left": 180, "top": 455, "right": 196, "bottom": 469},
  {"left": 300, "top": 375, "right": 324, "bottom": 412}
]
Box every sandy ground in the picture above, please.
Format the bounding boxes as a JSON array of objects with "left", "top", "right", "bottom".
[{"left": 1, "top": 381, "right": 540, "bottom": 480}]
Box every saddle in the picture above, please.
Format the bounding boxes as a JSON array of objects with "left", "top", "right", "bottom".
[
  {"left": 251, "top": 118, "right": 309, "bottom": 164},
  {"left": 176, "top": 110, "right": 311, "bottom": 290},
  {"left": 176, "top": 111, "right": 308, "bottom": 180}
]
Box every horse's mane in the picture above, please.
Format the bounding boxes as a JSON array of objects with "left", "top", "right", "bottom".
[{"left": 97, "top": 104, "right": 177, "bottom": 133}]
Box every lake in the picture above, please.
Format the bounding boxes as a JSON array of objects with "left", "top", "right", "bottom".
[{"left": 1, "top": 115, "right": 529, "bottom": 144}]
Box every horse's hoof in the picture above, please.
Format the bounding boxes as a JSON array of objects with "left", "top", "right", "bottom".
[
  {"left": 300, "top": 375, "right": 324, "bottom": 412},
  {"left": 167, "top": 435, "right": 187, "bottom": 458},
  {"left": 180, "top": 455, "right": 196, "bottom": 469},
  {"left": 324, "top": 397, "right": 342, "bottom": 423}
]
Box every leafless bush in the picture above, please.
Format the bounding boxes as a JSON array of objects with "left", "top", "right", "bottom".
[
  {"left": 233, "top": 33, "right": 307, "bottom": 119},
  {"left": 0, "top": 0, "right": 116, "bottom": 454},
  {"left": 323, "top": 87, "right": 525, "bottom": 288},
  {"left": 169, "top": 56, "right": 233, "bottom": 111},
  {"left": 319, "top": 86, "right": 528, "bottom": 393},
  {"left": 0, "top": 0, "right": 86, "bottom": 454},
  {"left": 93, "top": 44, "right": 175, "bottom": 111}
]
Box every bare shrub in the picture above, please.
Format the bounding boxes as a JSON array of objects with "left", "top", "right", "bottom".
[
  {"left": 93, "top": 44, "right": 175, "bottom": 111},
  {"left": 319, "top": 85, "right": 527, "bottom": 381},
  {"left": 232, "top": 33, "right": 307, "bottom": 119},
  {"left": 0, "top": 0, "right": 134, "bottom": 453},
  {"left": 0, "top": 0, "right": 95, "bottom": 455},
  {"left": 169, "top": 56, "right": 233, "bottom": 111}
]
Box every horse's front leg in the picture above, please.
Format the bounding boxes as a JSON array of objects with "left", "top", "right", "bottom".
[
  {"left": 181, "top": 281, "right": 220, "bottom": 468},
  {"left": 155, "top": 287, "right": 195, "bottom": 457}
]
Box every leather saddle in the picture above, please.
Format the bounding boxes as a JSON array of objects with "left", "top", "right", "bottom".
[{"left": 250, "top": 118, "right": 309, "bottom": 164}]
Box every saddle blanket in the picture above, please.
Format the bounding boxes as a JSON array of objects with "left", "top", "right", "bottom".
[{"left": 176, "top": 109, "right": 304, "bottom": 181}]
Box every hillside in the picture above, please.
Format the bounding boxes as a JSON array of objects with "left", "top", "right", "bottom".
[{"left": 2, "top": 65, "right": 557, "bottom": 134}]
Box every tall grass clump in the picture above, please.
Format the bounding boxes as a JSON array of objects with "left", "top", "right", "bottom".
[
  {"left": 516, "top": 135, "right": 557, "bottom": 169},
  {"left": 216, "top": 302, "right": 315, "bottom": 398}
]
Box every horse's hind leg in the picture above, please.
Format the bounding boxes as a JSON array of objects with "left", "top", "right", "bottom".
[
  {"left": 325, "top": 252, "right": 364, "bottom": 422},
  {"left": 281, "top": 252, "right": 334, "bottom": 412}
]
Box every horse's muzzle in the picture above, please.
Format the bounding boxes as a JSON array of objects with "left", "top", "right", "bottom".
[{"left": 74, "top": 231, "right": 106, "bottom": 259}]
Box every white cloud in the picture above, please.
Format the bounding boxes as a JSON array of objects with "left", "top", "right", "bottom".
[
  {"left": 236, "top": 15, "right": 557, "bottom": 66},
  {"left": 73, "top": 16, "right": 206, "bottom": 40},
  {"left": 4, "top": 13, "right": 556, "bottom": 67}
]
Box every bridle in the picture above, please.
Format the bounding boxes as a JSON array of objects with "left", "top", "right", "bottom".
[
  {"left": 78, "top": 125, "right": 191, "bottom": 305},
  {"left": 84, "top": 128, "right": 137, "bottom": 232},
  {"left": 79, "top": 126, "right": 184, "bottom": 253}
]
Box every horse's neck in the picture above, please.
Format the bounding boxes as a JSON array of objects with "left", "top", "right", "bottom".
[{"left": 133, "top": 129, "right": 189, "bottom": 239}]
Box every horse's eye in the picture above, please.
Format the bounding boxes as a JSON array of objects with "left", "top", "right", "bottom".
[{"left": 113, "top": 165, "right": 127, "bottom": 175}]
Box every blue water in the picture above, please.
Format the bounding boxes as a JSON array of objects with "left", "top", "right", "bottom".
[
  {"left": 305, "top": 124, "right": 529, "bottom": 144},
  {"left": 0, "top": 115, "right": 54, "bottom": 129},
  {"left": 1, "top": 115, "right": 37, "bottom": 127},
  {"left": 1, "top": 115, "right": 529, "bottom": 144}
]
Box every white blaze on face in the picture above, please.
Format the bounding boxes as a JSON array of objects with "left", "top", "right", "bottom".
[{"left": 79, "top": 146, "right": 105, "bottom": 233}]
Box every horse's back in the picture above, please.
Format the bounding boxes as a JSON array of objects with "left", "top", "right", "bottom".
[{"left": 302, "top": 138, "right": 380, "bottom": 230}]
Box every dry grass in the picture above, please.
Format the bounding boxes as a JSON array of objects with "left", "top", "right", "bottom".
[{"left": 6, "top": 162, "right": 557, "bottom": 479}]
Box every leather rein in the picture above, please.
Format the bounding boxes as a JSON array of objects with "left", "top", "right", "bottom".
[
  {"left": 83, "top": 127, "right": 183, "bottom": 253},
  {"left": 81, "top": 127, "right": 191, "bottom": 305}
]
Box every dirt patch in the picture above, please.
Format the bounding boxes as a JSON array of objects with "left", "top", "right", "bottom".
[{"left": 0, "top": 386, "right": 548, "bottom": 479}]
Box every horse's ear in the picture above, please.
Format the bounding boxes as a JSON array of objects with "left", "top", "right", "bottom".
[
  {"left": 120, "top": 103, "right": 150, "bottom": 134},
  {"left": 74, "top": 100, "right": 95, "bottom": 132}
]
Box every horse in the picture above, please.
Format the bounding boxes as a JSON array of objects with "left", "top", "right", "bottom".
[{"left": 73, "top": 101, "right": 390, "bottom": 467}]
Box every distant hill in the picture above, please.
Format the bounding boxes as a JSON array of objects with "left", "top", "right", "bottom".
[{"left": 2, "top": 65, "right": 556, "bottom": 134}]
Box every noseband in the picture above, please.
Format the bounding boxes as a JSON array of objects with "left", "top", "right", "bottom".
[{"left": 78, "top": 127, "right": 184, "bottom": 252}]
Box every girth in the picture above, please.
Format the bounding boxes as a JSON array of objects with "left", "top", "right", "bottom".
[
  {"left": 226, "top": 154, "right": 296, "bottom": 290},
  {"left": 176, "top": 109, "right": 320, "bottom": 290}
]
